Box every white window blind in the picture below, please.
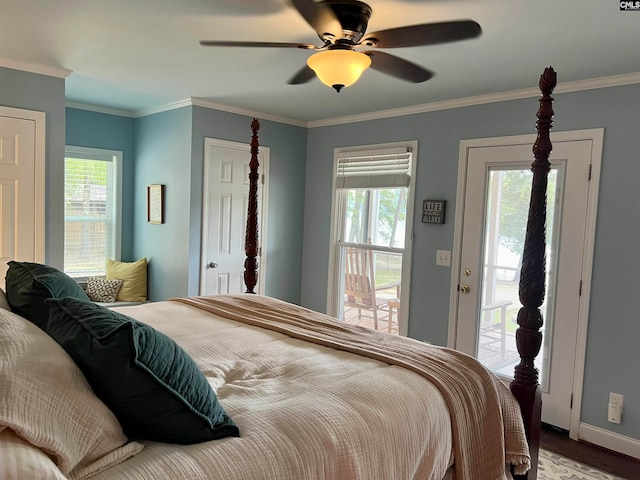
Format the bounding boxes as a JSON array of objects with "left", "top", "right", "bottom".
[
  {"left": 64, "top": 146, "right": 121, "bottom": 278},
  {"left": 335, "top": 147, "right": 412, "bottom": 189}
]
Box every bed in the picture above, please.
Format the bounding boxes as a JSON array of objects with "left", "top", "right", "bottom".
[{"left": 0, "top": 67, "right": 557, "bottom": 480}]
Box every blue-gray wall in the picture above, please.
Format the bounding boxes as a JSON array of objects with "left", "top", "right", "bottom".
[
  {"left": 300, "top": 83, "right": 640, "bottom": 441},
  {"left": 133, "top": 107, "right": 193, "bottom": 300},
  {"left": 65, "top": 108, "right": 135, "bottom": 260},
  {"left": 132, "top": 107, "right": 306, "bottom": 304},
  {"left": 0, "top": 67, "right": 66, "bottom": 268},
  {"left": 190, "top": 107, "right": 306, "bottom": 304}
]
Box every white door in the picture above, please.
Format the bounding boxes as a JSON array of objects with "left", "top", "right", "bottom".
[
  {"left": 200, "top": 138, "right": 269, "bottom": 295},
  {"left": 453, "top": 131, "right": 602, "bottom": 432},
  {"left": 0, "top": 107, "right": 45, "bottom": 282}
]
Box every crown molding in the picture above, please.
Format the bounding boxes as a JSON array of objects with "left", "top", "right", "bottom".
[
  {"left": 65, "top": 101, "right": 135, "bottom": 118},
  {"left": 133, "top": 99, "right": 193, "bottom": 118},
  {"left": 555, "top": 71, "right": 640, "bottom": 94},
  {"left": 68, "top": 99, "right": 201, "bottom": 118},
  {"left": 0, "top": 56, "right": 72, "bottom": 78},
  {"left": 66, "top": 98, "right": 192, "bottom": 118},
  {"left": 307, "top": 71, "right": 640, "bottom": 128},
  {"left": 66, "top": 97, "right": 307, "bottom": 127},
  {"left": 307, "top": 88, "right": 539, "bottom": 128},
  {"left": 189, "top": 98, "right": 307, "bottom": 127}
]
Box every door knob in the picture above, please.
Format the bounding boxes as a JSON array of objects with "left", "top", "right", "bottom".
[
  {"left": 207, "top": 261, "right": 219, "bottom": 269},
  {"left": 459, "top": 285, "right": 471, "bottom": 294}
]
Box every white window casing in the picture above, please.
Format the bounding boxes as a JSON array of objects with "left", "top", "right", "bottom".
[{"left": 63, "top": 146, "right": 122, "bottom": 279}]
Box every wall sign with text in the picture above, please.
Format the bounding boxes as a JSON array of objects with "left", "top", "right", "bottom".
[{"left": 422, "top": 200, "right": 446, "bottom": 224}]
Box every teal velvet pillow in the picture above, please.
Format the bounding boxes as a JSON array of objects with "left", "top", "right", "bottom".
[
  {"left": 4, "top": 261, "right": 89, "bottom": 330},
  {"left": 45, "top": 297, "right": 240, "bottom": 444}
]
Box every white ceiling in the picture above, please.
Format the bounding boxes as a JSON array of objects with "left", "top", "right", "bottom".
[{"left": 1, "top": 0, "right": 638, "bottom": 125}]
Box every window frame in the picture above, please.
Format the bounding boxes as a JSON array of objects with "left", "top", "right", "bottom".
[
  {"left": 327, "top": 141, "right": 418, "bottom": 336},
  {"left": 63, "top": 145, "right": 123, "bottom": 280}
]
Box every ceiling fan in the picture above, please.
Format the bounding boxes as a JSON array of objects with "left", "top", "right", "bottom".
[{"left": 200, "top": 0, "right": 481, "bottom": 92}]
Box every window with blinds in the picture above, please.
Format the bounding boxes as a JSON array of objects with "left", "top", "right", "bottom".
[
  {"left": 64, "top": 146, "right": 121, "bottom": 278},
  {"left": 329, "top": 145, "right": 415, "bottom": 333},
  {"left": 335, "top": 147, "right": 412, "bottom": 190},
  {"left": 335, "top": 147, "right": 412, "bottom": 248}
]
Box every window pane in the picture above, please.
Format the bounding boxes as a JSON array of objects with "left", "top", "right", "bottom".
[
  {"left": 342, "top": 188, "right": 406, "bottom": 248},
  {"left": 338, "top": 187, "right": 405, "bottom": 333},
  {"left": 477, "top": 167, "right": 558, "bottom": 390},
  {"left": 64, "top": 155, "right": 114, "bottom": 277}
]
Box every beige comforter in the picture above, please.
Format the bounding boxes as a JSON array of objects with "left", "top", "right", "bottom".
[{"left": 93, "top": 294, "right": 529, "bottom": 480}]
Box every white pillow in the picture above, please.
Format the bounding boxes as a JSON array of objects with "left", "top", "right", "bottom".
[
  {"left": 0, "top": 429, "right": 67, "bottom": 480},
  {"left": 0, "top": 287, "right": 11, "bottom": 310},
  {"left": 85, "top": 277, "right": 123, "bottom": 303},
  {"left": 0, "top": 308, "right": 143, "bottom": 478}
]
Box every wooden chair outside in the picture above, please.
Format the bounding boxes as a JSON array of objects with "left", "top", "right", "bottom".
[
  {"left": 344, "top": 247, "right": 399, "bottom": 331},
  {"left": 480, "top": 300, "right": 513, "bottom": 358}
]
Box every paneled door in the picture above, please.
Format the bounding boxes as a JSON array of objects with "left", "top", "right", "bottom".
[
  {"left": 0, "top": 107, "right": 45, "bottom": 281},
  {"left": 200, "top": 138, "right": 269, "bottom": 295},
  {"left": 452, "top": 130, "right": 602, "bottom": 434}
]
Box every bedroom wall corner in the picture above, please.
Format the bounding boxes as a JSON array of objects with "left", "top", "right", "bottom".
[{"left": 133, "top": 106, "right": 193, "bottom": 301}]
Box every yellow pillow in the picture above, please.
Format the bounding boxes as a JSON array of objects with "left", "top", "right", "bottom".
[{"left": 106, "top": 258, "right": 147, "bottom": 302}]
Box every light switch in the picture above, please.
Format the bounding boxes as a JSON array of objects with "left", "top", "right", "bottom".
[{"left": 436, "top": 250, "right": 451, "bottom": 267}]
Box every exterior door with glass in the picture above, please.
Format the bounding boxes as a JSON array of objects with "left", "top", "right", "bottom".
[{"left": 453, "top": 131, "right": 602, "bottom": 432}]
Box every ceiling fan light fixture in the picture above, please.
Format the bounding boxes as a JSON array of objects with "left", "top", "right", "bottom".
[{"left": 307, "top": 49, "right": 371, "bottom": 92}]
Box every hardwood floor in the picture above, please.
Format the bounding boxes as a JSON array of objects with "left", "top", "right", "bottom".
[{"left": 540, "top": 423, "right": 640, "bottom": 479}]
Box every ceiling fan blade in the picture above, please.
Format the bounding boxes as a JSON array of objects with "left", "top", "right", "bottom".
[
  {"left": 200, "top": 40, "right": 317, "bottom": 49},
  {"left": 364, "top": 51, "right": 433, "bottom": 83},
  {"left": 287, "top": 65, "right": 317, "bottom": 85},
  {"left": 291, "top": 0, "right": 342, "bottom": 38},
  {"left": 362, "top": 20, "right": 481, "bottom": 48}
]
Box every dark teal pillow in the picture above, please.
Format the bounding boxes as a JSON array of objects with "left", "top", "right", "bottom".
[
  {"left": 45, "top": 297, "right": 239, "bottom": 444},
  {"left": 4, "top": 261, "right": 89, "bottom": 330}
]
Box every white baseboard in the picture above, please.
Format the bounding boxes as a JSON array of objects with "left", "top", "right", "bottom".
[{"left": 579, "top": 422, "right": 640, "bottom": 460}]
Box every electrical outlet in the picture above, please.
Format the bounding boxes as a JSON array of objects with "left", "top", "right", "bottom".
[
  {"left": 608, "top": 392, "right": 623, "bottom": 424},
  {"left": 609, "top": 392, "right": 624, "bottom": 407},
  {"left": 608, "top": 403, "right": 622, "bottom": 424}
]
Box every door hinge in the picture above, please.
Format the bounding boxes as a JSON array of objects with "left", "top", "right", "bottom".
[
  {"left": 261, "top": 174, "right": 265, "bottom": 185},
  {"left": 570, "top": 392, "right": 574, "bottom": 409},
  {"left": 588, "top": 164, "right": 592, "bottom": 181},
  {"left": 579, "top": 280, "right": 583, "bottom": 296}
]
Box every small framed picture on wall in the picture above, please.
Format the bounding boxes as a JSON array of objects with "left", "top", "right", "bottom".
[{"left": 147, "top": 184, "right": 165, "bottom": 224}]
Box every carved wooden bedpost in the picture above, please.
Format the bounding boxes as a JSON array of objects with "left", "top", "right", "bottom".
[
  {"left": 244, "top": 118, "right": 260, "bottom": 294},
  {"left": 511, "top": 67, "right": 557, "bottom": 480}
]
